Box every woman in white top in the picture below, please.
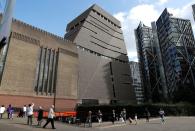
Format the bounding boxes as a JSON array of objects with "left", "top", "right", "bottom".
[
  {"left": 0, "top": 105, "right": 5, "bottom": 119},
  {"left": 23, "top": 105, "right": 27, "bottom": 118}
]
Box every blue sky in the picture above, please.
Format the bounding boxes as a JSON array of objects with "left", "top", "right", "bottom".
[
  {"left": 1, "top": 0, "right": 195, "bottom": 61},
  {"left": 12, "top": 0, "right": 138, "bottom": 36}
]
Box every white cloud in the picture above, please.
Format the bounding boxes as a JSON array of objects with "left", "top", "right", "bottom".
[
  {"left": 168, "top": 1, "right": 195, "bottom": 38},
  {"left": 114, "top": 4, "right": 160, "bottom": 62},
  {"left": 114, "top": 1, "right": 195, "bottom": 62},
  {"left": 158, "top": 0, "right": 169, "bottom": 5},
  {"left": 113, "top": 12, "right": 126, "bottom": 23},
  {"left": 168, "top": 1, "right": 195, "bottom": 22},
  {"left": 128, "top": 4, "right": 159, "bottom": 26},
  {"left": 127, "top": 51, "right": 138, "bottom": 62}
]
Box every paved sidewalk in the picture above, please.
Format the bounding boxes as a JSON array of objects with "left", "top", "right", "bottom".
[{"left": 0, "top": 116, "right": 195, "bottom": 131}]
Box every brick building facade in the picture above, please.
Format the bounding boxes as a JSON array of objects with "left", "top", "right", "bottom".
[{"left": 0, "top": 18, "right": 78, "bottom": 111}]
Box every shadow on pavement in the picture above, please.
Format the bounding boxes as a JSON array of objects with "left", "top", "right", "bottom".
[
  {"left": 146, "top": 122, "right": 161, "bottom": 124},
  {"left": 13, "top": 123, "right": 28, "bottom": 125},
  {"left": 13, "top": 123, "right": 44, "bottom": 128}
]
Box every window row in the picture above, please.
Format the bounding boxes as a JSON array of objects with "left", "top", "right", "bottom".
[
  {"left": 92, "top": 9, "right": 120, "bottom": 28},
  {"left": 34, "top": 47, "right": 58, "bottom": 95},
  {"left": 70, "top": 19, "right": 86, "bottom": 31},
  {"left": 77, "top": 45, "right": 128, "bottom": 63}
]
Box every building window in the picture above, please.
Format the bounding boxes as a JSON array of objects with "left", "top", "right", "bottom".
[
  {"left": 34, "top": 47, "right": 59, "bottom": 95},
  {"left": 80, "top": 19, "right": 85, "bottom": 23},
  {"left": 70, "top": 26, "right": 74, "bottom": 30},
  {"left": 75, "top": 23, "right": 79, "bottom": 27}
]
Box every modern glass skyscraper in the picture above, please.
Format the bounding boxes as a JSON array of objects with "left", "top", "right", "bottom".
[
  {"left": 135, "top": 8, "right": 195, "bottom": 103},
  {"left": 134, "top": 22, "right": 161, "bottom": 102},
  {"left": 65, "top": 4, "right": 136, "bottom": 104},
  {"left": 156, "top": 8, "right": 195, "bottom": 101},
  {"left": 129, "top": 61, "right": 144, "bottom": 104},
  {"left": 192, "top": 4, "right": 195, "bottom": 21},
  {"left": 151, "top": 22, "right": 168, "bottom": 101}
]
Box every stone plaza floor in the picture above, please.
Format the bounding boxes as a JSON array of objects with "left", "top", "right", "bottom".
[{"left": 0, "top": 116, "right": 195, "bottom": 131}]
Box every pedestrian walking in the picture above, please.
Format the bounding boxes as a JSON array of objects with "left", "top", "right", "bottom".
[
  {"left": 116, "top": 113, "right": 119, "bottom": 121},
  {"left": 17, "top": 109, "right": 23, "bottom": 117},
  {"left": 23, "top": 105, "right": 27, "bottom": 118},
  {"left": 134, "top": 113, "right": 138, "bottom": 125},
  {"left": 7, "top": 104, "right": 14, "bottom": 119},
  {"left": 120, "top": 111, "right": 124, "bottom": 122},
  {"left": 159, "top": 108, "right": 165, "bottom": 124},
  {"left": 122, "top": 108, "right": 127, "bottom": 123},
  {"left": 85, "top": 111, "right": 92, "bottom": 127},
  {"left": 128, "top": 116, "right": 133, "bottom": 124},
  {"left": 37, "top": 106, "right": 43, "bottom": 126},
  {"left": 27, "top": 103, "right": 34, "bottom": 126},
  {"left": 0, "top": 105, "right": 5, "bottom": 119},
  {"left": 145, "top": 108, "right": 150, "bottom": 122},
  {"left": 97, "top": 110, "right": 102, "bottom": 125},
  {"left": 111, "top": 109, "right": 116, "bottom": 124},
  {"left": 43, "top": 105, "right": 56, "bottom": 129}
]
